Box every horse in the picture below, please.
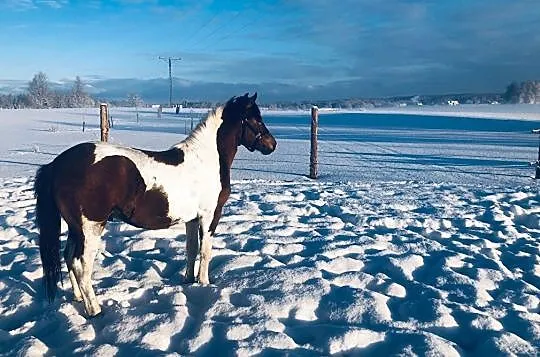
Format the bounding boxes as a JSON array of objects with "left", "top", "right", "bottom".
[{"left": 34, "top": 93, "right": 276, "bottom": 317}]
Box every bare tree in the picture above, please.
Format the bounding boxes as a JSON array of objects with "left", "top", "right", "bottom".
[{"left": 127, "top": 93, "right": 143, "bottom": 107}]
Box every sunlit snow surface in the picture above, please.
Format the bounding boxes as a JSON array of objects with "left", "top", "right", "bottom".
[{"left": 0, "top": 107, "right": 538, "bottom": 356}]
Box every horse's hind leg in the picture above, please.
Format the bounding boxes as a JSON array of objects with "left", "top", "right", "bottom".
[
  {"left": 64, "top": 230, "right": 83, "bottom": 302},
  {"left": 184, "top": 218, "right": 199, "bottom": 283},
  {"left": 71, "top": 217, "right": 104, "bottom": 317},
  {"left": 197, "top": 214, "right": 213, "bottom": 285}
]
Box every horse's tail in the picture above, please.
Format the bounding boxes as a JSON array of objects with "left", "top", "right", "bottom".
[{"left": 34, "top": 162, "right": 62, "bottom": 302}]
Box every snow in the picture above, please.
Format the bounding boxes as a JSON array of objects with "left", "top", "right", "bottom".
[
  {"left": 364, "top": 103, "right": 540, "bottom": 122},
  {"left": 0, "top": 106, "right": 539, "bottom": 355}
]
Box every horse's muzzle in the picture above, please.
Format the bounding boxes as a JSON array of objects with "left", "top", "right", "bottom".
[{"left": 260, "top": 135, "right": 277, "bottom": 155}]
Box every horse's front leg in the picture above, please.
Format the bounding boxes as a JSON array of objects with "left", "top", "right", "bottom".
[
  {"left": 184, "top": 218, "right": 199, "bottom": 283},
  {"left": 197, "top": 215, "right": 213, "bottom": 285}
]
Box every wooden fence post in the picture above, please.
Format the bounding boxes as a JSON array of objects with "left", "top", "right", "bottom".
[
  {"left": 82, "top": 109, "right": 86, "bottom": 132},
  {"left": 309, "top": 105, "right": 319, "bottom": 179},
  {"left": 100, "top": 103, "right": 109, "bottom": 142},
  {"left": 533, "top": 129, "right": 540, "bottom": 179}
]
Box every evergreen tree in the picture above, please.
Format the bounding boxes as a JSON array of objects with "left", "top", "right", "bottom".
[{"left": 503, "top": 81, "right": 520, "bottom": 104}]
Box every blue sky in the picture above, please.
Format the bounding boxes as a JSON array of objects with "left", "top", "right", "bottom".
[{"left": 1, "top": 0, "right": 540, "bottom": 99}]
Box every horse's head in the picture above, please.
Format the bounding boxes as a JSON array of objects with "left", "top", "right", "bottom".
[{"left": 222, "top": 93, "right": 276, "bottom": 155}]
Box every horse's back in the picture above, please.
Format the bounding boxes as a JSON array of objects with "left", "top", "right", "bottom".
[
  {"left": 48, "top": 140, "right": 221, "bottom": 227},
  {"left": 50, "top": 142, "right": 147, "bottom": 223}
]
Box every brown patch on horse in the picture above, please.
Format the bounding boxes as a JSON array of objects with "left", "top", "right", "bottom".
[
  {"left": 209, "top": 186, "right": 231, "bottom": 235},
  {"left": 81, "top": 155, "right": 172, "bottom": 229},
  {"left": 140, "top": 147, "right": 185, "bottom": 166},
  {"left": 129, "top": 187, "right": 172, "bottom": 229},
  {"left": 52, "top": 143, "right": 173, "bottom": 239},
  {"left": 50, "top": 143, "right": 98, "bottom": 258}
]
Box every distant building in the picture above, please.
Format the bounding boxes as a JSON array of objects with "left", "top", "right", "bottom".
[{"left": 447, "top": 100, "right": 460, "bottom": 106}]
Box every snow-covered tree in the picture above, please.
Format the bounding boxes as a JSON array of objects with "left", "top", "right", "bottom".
[
  {"left": 69, "top": 76, "right": 94, "bottom": 107},
  {"left": 50, "top": 91, "right": 72, "bottom": 108},
  {"left": 504, "top": 80, "right": 540, "bottom": 104},
  {"left": 520, "top": 81, "right": 536, "bottom": 104},
  {"left": 14, "top": 94, "right": 30, "bottom": 109},
  {"left": 0, "top": 94, "right": 13, "bottom": 108},
  {"left": 27, "top": 72, "right": 51, "bottom": 108},
  {"left": 127, "top": 93, "right": 144, "bottom": 108}
]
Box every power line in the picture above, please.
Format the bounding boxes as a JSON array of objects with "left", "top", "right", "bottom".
[
  {"left": 189, "top": 11, "right": 243, "bottom": 51},
  {"left": 158, "top": 56, "right": 182, "bottom": 107},
  {"left": 182, "top": 13, "right": 220, "bottom": 50},
  {"left": 198, "top": 17, "right": 259, "bottom": 52}
]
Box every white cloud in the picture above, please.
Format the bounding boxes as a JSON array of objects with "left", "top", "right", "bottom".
[
  {"left": 37, "top": 0, "right": 68, "bottom": 9},
  {"left": 1, "top": 0, "right": 68, "bottom": 10},
  {"left": 2, "top": 0, "right": 37, "bottom": 10}
]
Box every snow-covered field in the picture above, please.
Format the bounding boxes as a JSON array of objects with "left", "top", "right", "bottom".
[
  {"left": 0, "top": 107, "right": 539, "bottom": 356},
  {"left": 360, "top": 104, "right": 540, "bottom": 122}
]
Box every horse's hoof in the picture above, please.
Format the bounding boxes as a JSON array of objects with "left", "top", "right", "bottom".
[{"left": 198, "top": 278, "right": 210, "bottom": 286}]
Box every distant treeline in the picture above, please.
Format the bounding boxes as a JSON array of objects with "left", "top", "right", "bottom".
[
  {"left": 0, "top": 72, "right": 95, "bottom": 109},
  {"left": 2, "top": 72, "right": 540, "bottom": 109},
  {"left": 503, "top": 80, "right": 540, "bottom": 104},
  {"left": 268, "top": 93, "right": 503, "bottom": 110}
]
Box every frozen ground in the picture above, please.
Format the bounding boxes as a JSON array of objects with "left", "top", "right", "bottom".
[
  {"left": 0, "top": 107, "right": 539, "bottom": 356},
  {"left": 0, "top": 106, "right": 539, "bottom": 185}
]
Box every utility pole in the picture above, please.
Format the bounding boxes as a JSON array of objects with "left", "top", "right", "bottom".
[{"left": 158, "top": 56, "right": 181, "bottom": 107}]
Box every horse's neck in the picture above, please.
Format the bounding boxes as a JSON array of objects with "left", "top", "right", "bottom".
[
  {"left": 177, "top": 107, "right": 224, "bottom": 154},
  {"left": 176, "top": 106, "right": 240, "bottom": 188}
]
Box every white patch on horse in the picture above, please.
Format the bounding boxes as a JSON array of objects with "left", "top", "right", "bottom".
[
  {"left": 92, "top": 107, "right": 224, "bottom": 225},
  {"left": 197, "top": 214, "right": 214, "bottom": 284}
]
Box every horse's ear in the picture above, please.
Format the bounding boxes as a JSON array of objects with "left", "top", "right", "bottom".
[
  {"left": 250, "top": 92, "right": 257, "bottom": 102},
  {"left": 243, "top": 92, "right": 249, "bottom": 98}
]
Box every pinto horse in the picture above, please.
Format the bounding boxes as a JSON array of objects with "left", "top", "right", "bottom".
[{"left": 34, "top": 93, "right": 276, "bottom": 317}]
